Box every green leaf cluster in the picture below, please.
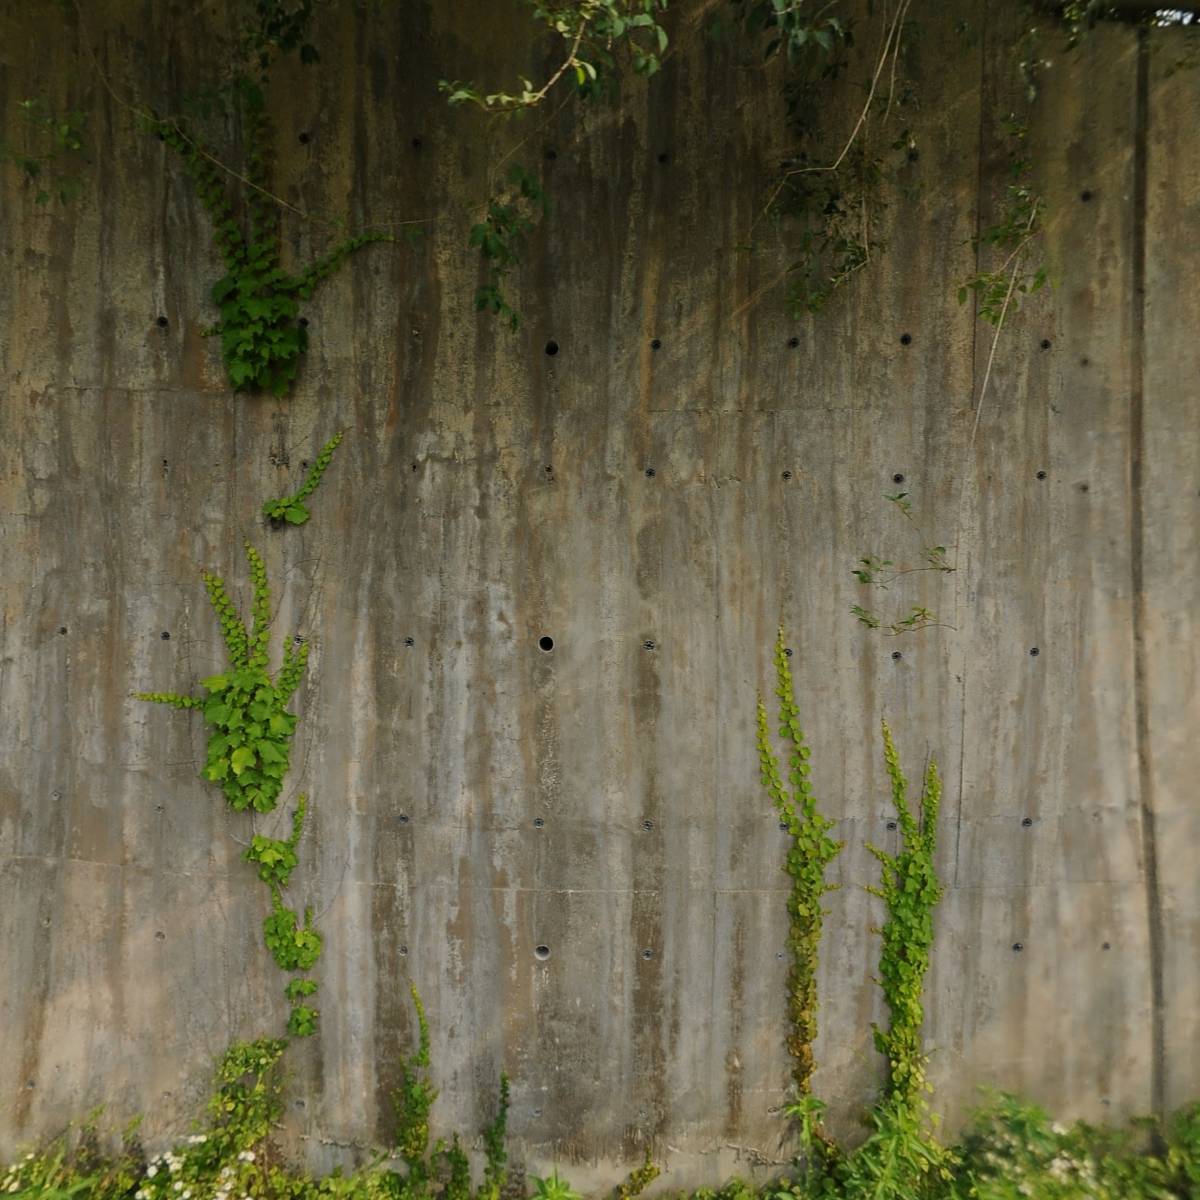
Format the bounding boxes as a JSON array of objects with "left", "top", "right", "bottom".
[
  {"left": 149, "top": 79, "right": 389, "bottom": 395},
  {"left": 245, "top": 795, "right": 307, "bottom": 888},
  {"left": 263, "top": 430, "right": 345, "bottom": 526},
  {"left": 263, "top": 896, "right": 323, "bottom": 972},
  {"left": 756, "top": 627, "right": 843, "bottom": 1098},
  {"left": 140, "top": 542, "right": 306, "bottom": 815}
]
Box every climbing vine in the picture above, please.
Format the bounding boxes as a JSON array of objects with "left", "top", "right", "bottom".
[
  {"left": 262, "top": 430, "right": 345, "bottom": 525},
  {"left": 470, "top": 166, "right": 550, "bottom": 330},
  {"left": 756, "top": 628, "right": 842, "bottom": 1100},
  {"left": 138, "top": 534, "right": 320, "bottom": 1034},
  {"left": 866, "top": 720, "right": 944, "bottom": 1108}
]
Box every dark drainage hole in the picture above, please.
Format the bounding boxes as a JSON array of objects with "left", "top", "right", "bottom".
[
  {"left": 893, "top": 473, "right": 905, "bottom": 484},
  {"left": 398, "top": 944, "right": 408, "bottom": 957},
  {"left": 1029, "top": 646, "right": 1040, "bottom": 657},
  {"left": 1012, "top": 942, "right": 1024, "bottom": 952},
  {"left": 534, "top": 944, "right": 551, "bottom": 961},
  {"left": 650, "top": 338, "right": 662, "bottom": 351},
  {"left": 538, "top": 635, "right": 554, "bottom": 652},
  {"left": 298, "top": 131, "right": 310, "bottom": 145},
  {"left": 643, "top": 639, "right": 656, "bottom": 651},
  {"left": 787, "top": 336, "right": 800, "bottom": 348},
  {"left": 155, "top": 315, "right": 169, "bottom": 329},
  {"left": 1040, "top": 338, "right": 1052, "bottom": 350},
  {"left": 533, "top": 817, "right": 545, "bottom": 829},
  {"left": 544, "top": 340, "right": 559, "bottom": 357},
  {"left": 160, "top": 631, "right": 171, "bottom": 640},
  {"left": 398, "top": 813, "right": 410, "bottom": 825},
  {"left": 1022, "top": 817, "right": 1034, "bottom": 827},
  {"left": 900, "top": 333, "right": 913, "bottom": 346},
  {"left": 641, "top": 948, "right": 654, "bottom": 960},
  {"left": 1037, "top": 470, "right": 1047, "bottom": 480},
  {"left": 784, "top": 647, "right": 793, "bottom": 657}
]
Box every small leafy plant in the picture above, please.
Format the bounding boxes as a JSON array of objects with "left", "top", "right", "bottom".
[
  {"left": 958, "top": 119, "right": 1047, "bottom": 326},
  {"left": 262, "top": 895, "right": 323, "bottom": 972},
  {"left": 529, "top": 1171, "right": 582, "bottom": 1200},
  {"left": 470, "top": 165, "right": 550, "bottom": 329},
  {"left": 2, "top": 97, "right": 88, "bottom": 205},
  {"left": 244, "top": 795, "right": 306, "bottom": 888},
  {"left": 262, "top": 430, "right": 345, "bottom": 526},
  {"left": 851, "top": 492, "right": 955, "bottom": 635},
  {"left": 139, "top": 542, "right": 307, "bottom": 815}
]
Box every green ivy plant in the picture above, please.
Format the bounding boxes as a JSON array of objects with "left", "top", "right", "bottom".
[
  {"left": 391, "top": 986, "right": 512, "bottom": 1200},
  {"left": 244, "top": 794, "right": 306, "bottom": 888},
  {"left": 756, "top": 628, "right": 843, "bottom": 1100},
  {"left": 139, "top": 542, "right": 306, "bottom": 815},
  {"left": 262, "top": 430, "right": 345, "bottom": 525}
]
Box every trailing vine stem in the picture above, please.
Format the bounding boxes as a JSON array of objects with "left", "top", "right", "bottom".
[{"left": 263, "top": 430, "right": 345, "bottom": 525}]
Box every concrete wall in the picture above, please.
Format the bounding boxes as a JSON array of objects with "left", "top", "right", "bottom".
[{"left": 1, "top": 0, "right": 1197, "bottom": 1186}]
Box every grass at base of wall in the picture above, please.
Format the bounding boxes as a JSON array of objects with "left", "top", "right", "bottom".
[{"left": 3, "top": 1072, "right": 1198, "bottom": 1200}]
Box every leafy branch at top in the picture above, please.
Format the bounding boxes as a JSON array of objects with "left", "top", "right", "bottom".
[
  {"left": 263, "top": 430, "right": 345, "bottom": 525},
  {"left": 440, "top": 0, "right": 669, "bottom": 112}
]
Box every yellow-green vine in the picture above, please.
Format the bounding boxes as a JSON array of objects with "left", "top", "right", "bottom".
[
  {"left": 262, "top": 430, "right": 345, "bottom": 525},
  {"left": 756, "top": 628, "right": 843, "bottom": 1098}
]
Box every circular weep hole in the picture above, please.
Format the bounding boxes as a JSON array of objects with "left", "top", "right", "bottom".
[
  {"left": 538, "top": 635, "right": 554, "bottom": 653},
  {"left": 544, "top": 340, "right": 559, "bottom": 356},
  {"left": 398, "top": 944, "right": 408, "bottom": 956},
  {"left": 641, "top": 948, "right": 654, "bottom": 960},
  {"left": 1012, "top": 942, "right": 1024, "bottom": 952},
  {"left": 650, "top": 338, "right": 662, "bottom": 350},
  {"left": 644, "top": 466, "right": 656, "bottom": 477},
  {"left": 1037, "top": 470, "right": 1047, "bottom": 480},
  {"left": 534, "top": 944, "right": 551, "bottom": 962},
  {"left": 161, "top": 631, "right": 170, "bottom": 640},
  {"left": 298, "top": 131, "right": 310, "bottom": 145},
  {"left": 784, "top": 647, "right": 794, "bottom": 657},
  {"left": 1029, "top": 646, "right": 1040, "bottom": 657},
  {"left": 1040, "top": 338, "right": 1052, "bottom": 350},
  {"left": 643, "top": 639, "right": 656, "bottom": 651},
  {"left": 899, "top": 333, "right": 913, "bottom": 346},
  {"left": 787, "top": 336, "right": 800, "bottom": 348},
  {"left": 59, "top": 626, "right": 67, "bottom": 635},
  {"left": 533, "top": 817, "right": 545, "bottom": 829},
  {"left": 156, "top": 315, "right": 168, "bottom": 329},
  {"left": 893, "top": 472, "right": 905, "bottom": 484},
  {"left": 1022, "top": 817, "right": 1033, "bottom": 827},
  {"left": 398, "top": 813, "right": 410, "bottom": 825}
]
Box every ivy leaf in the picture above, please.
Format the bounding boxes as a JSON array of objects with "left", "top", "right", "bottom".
[{"left": 230, "top": 746, "right": 257, "bottom": 776}]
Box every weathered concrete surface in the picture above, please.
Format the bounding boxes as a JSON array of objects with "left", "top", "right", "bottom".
[{"left": 0, "top": 0, "right": 1196, "bottom": 1186}]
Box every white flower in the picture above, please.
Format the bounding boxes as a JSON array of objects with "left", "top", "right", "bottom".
[
  {"left": 148, "top": 1166, "right": 159, "bottom": 1178},
  {"left": 174, "top": 1182, "right": 184, "bottom": 1192}
]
